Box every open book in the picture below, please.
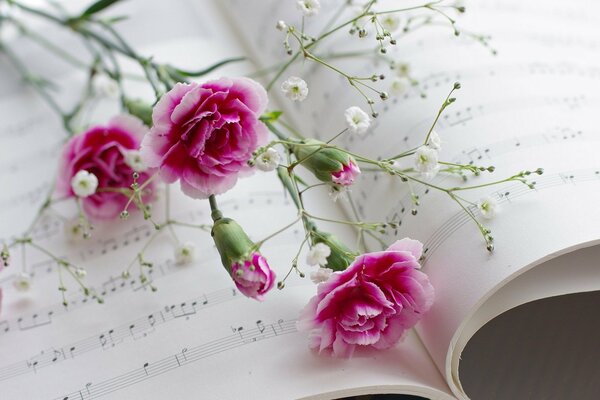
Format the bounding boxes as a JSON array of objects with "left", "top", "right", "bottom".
[{"left": 1, "top": 0, "right": 599, "bottom": 399}]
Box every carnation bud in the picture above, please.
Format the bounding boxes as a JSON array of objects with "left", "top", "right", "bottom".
[
  {"left": 124, "top": 98, "right": 153, "bottom": 127},
  {"left": 291, "top": 139, "right": 361, "bottom": 186},
  {"left": 211, "top": 217, "right": 275, "bottom": 301},
  {"left": 308, "top": 225, "right": 355, "bottom": 272}
]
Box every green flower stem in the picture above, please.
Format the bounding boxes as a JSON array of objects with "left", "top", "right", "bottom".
[
  {"left": 208, "top": 194, "right": 222, "bottom": 222},
  {"left": 254, "top": 216, "right": 302, "bottom": 249}
]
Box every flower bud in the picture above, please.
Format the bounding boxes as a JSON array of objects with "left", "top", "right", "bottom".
[
  {"left": 292, "top": 139, "right": 361, "bottom": 186},
  {"left": 311, "top": 228, "right": 355, "bottom": 271},
  {"left": 124, "top": 98, "right": 153, "bottom": 127},
  {"left": 211, "top": 218, "right": 275, "bottom": 301}
]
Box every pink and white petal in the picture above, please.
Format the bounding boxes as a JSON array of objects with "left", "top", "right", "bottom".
[{"left": 387, "top": 238, "right": 423, "bottom": 260}]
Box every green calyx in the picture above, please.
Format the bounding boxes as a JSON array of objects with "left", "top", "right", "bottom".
[
  {"left": 310, "top": 227, "right": 356, "bottom": 272},
  {"left": 124, "top": 98, "right": 153, "bottom": 127},
  {"left": 292, "top": 139, "right": 354, "bottom": 183},
  {"left": 211, "top": 217, "right": 255, "bottom": 273}
]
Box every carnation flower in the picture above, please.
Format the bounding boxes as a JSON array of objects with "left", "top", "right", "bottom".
[
  {"left": 331, "top": 159, "right": 361, "bottom": 186},
  {"left": 310, "top": 267, "right": 333, "bottom": 284},
  {"left": 175, "top": 242, "right": 195, "bottom": 265},
  {"left": 71, "top": 170, "right": 98, "bottom": 198},
  {"left": 297, "top": 0, "right": 320, "bottom": 17},
  {"left": 140, "top": 78, "right": 268, "bottom": 199},
  {"left": 414, "top": 146, "right": 440, "bottom": 179},
  {"left": 306, "top": 243, "right": 331, "bottom": 266},
  {"left": 212, "top": 216, "right": 275, "bottom": 301},
  {"left": 281, "top": 76, "right": 308, "bottom": 102},
  {"left": 231, "top": 252, "right": 276, "bottom": 301},
  {"left": 57, "top": 115, "right": 153, "bottom": 219},
  {"left": 344, "top": 106, "right": 371, "bottom": 135},
  {"left": 298, "top": 238, "right": 434, "bottom": 358},
  {"left": 477, "top": 196, "right": 498, "bottom": 219},
  {"left": 255, "top": 148, "right": 281, "bottom": 172}
]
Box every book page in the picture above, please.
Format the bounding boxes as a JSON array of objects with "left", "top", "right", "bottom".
[
  {"left": 220, "top": 0, "right": 600, "bottom": 397},
  {"left": 0, "top": 1, "right": 452, "bottom": 399}
]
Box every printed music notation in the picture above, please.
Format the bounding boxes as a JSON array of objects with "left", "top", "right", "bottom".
[
  {"left": 0, "top": 287, "right": 240, "bottom": 382},
  {"left": 0, "top": 189, "right": 296, "bottom": 337},
  {"left": 362, "top": 126, "right": 591, "bottom": 230},
  {"left": 419, "top": 168, "right": 600, "bottom": 261},
  {"left": 52, "top": 318, "right": 297, "bottom": 400}
]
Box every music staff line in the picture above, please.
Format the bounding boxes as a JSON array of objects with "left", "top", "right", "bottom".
[
  {"left": 419, "top": 168, "right": 600, "bottom": 262},
  {"left": 0, "top": 286, "right": 240, "bottom": 382},
  {"left": 52, "top": 319, "right": 297, "bottom": 400},
  {"left": 0, "top": 191, "right": 294, "bottom": 337},
  {"left": 368, "top": 126, "right": 593, "bottom": 230}
]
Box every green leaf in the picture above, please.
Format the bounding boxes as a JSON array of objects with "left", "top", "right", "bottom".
[
  {"left": 259, "top": 111, "right": 283, "bottom": 123},
  {"left": 81, "top": 0, "right": 124, "bottom": 18}
]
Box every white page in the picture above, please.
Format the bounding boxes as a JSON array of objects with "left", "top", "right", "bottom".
[
  {"left": 0, "top": 1, "right": 452, "bottom": 399},
  {"left": 219, "top": 0, "right": 600, "bottom": 397}
]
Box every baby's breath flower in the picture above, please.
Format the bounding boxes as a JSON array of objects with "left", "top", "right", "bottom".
[
  {"left": 306, "top": 242, "right": 331, "bottom": 266},
  {"left": 380, "top": 14, "right": 400, "bottom": 32},
  {"left": 255, "top": 148, "right": 281, "bottom": 172},
  {"left": 74, "top": 268, "right": 87, "bottom": 278},
  {"left": 329, "top": 185, "right": 349, "bottom": 202},
  {"left": 390, "top": 77, "right": 407, "bottom": 96},
  {"left": 13, "top": 272, "right": 32, "bottom": 292},
  {"left": 310, "top": 267, "right": 333, "bottom": 284},
  {"left": 276, "top": 20, "right": 287, "bottom": 31},
  {"left": 394, "top": 62, "right": 411, "bottom": 77},
  {"left": 414, "top": 146, "right": 440, "bottom": 179},
  {"left": 281, "top": 76, "right": 309, "bottom": 102},
  {"left": 477, "top": 196, "right": 498, "bottom": 219},
  {"left": 428, "top": 130, "right": 442, "bottom": 150},
  {"left": 124, "top": 150, "right": 147, "bottom": 172},
  {"left": 344, "top": 106, "right": 371, "bottom": 135},
  {"left": 71, "top": 170, "right": 98, "bottom": 198},
  {"left": 175, "top": 242, "right": 195, "bottom": 265},
  {"left": 297, "top": 0, "right": 321, "bottom": 17}
]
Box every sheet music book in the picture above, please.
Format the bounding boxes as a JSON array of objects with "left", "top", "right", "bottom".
[{"left": 0, "top": 0, "right": 599, "bottom": 399}]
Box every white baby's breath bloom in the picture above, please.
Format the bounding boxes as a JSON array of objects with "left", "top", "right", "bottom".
[
  {"left": 390, "top": 77, "right": 407, "bottom": 96},
  {"left": 93, "top": 74, "right": 119, "bottom": 99},
  {"left": 380, "top": 14, "right": 400, "bottom": 32},
  {"left": 414, "top": 146, "right": 440, "bottom": 179},
  {"left": 477, "top": 196, "right": 498, "bottom": 219},
  {"left": 175, "top": 242, "right": 195, "bottom": 265},
  {"left": 13, "top": 272, "right": 32, "bottom": 292},
  {"left": 255, "top": 148, "right": 281, "bottom": 172},
  {"left": 344, "top": 106, "right": 371, "bottom": 135},
  {"left": 64, "top": 218, "right": 84, "bottom": 243},
  {"left": 74, "top": 268, "right": 87, "bottom": 278},
  {"left": 276, "top": 20, "right": 287, "bottom": 31},
  {"left": 395, "top": 62, "right": 411, "bottom": 77},
  {"left": 306, "top": 243, "right": 331, "bottom": 266},
  {"left": 427, "top": 130, "right": 442, "bottom": 150},
  {"left": 71, "top": 170, "right": 98, "bottom": 198},
  {"left": 329, "top": 186, "right": 349, "bottom": 202},
  {"left": 281, "top": 76, "right": 308, "bottom": 102},
  {"left": 310, "top": 267, "right": 333, "bottom": 284},
  {"left": 124, "top": 149, "right": 147, "bottom": 172},
  {"left": 297, "top": 0, "right": 321, "bottom": 16}
]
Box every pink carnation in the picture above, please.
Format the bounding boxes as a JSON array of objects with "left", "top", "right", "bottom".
[
  {"left": 140, "top": 77, "right": 268, "bottom": 199},
  {"left": 331, "top": 159, "right": 360, "bottom": 186},
  {"left": 56, "top": 115, "right": 153, "bottom": 220},
  {"left": 231, "top": 252, "right": 275, "bottom": 301},
  {"left": 297, "top": 238, "right": 434, "bottom": 358}
]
